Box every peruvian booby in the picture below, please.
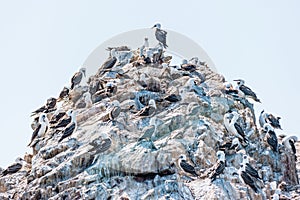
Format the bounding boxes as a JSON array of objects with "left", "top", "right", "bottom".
[
  {"left": 223, "top": 111, "right": 248, "bottom": 144},
  {"left": 164, "top": 93, "right": 181, "bottom": 102},
  {"left": 178, "top": 154, "right": 198, "bottom": 177},
  {"left": 264, "top": 123, "right": 278, "bottom": 152},
  {"left": 49, "top": 110, "right": 66, "bottom": 125},
  {"left": 31, "top": 97, "right": 57, "bottom": 116},
  {"left": 58, "top": 110, "right": 77, "bottom": 143},
  {"left": 152, "top": 23, "right": 168, "bottom": 48},
  {"left": 75, "top": 92, "right": 92, "bottom": 109},
  {"left": 28, "top": 113, "right": 49, "bottom": 147},
  {"left": 282, "top": 136, "right": 298, "bottom": 160},
  {"left": 234, "top": 79, "right": 261, "bottom": 103},
  {"left": 138, "top": 117, "right": 157, "bottom": 142},
  {"left": 210, "top": 151, "right": 226, "bottom": 181},
  {"left": 89, "top": 137, "right": 112, "bottom": 155},
  {"left": 238, "top": 164, "right": 259, "bottom": 193},
  {"left": 181, "top": 59, "right": 196, "bottom": 72},
  {"left": 57, "top": 87, "right": 69, "bottom": 102},
  {"left": 109, "top": 100, "right": 121, "bottom": 122},
  {"left": 71, "top": 68, "right": 86, "bottom": 89},
  {"left": 222, "top": 82, "right": 238, "bottom": 96},
  {"left": 106, "top": 46, "right": 130, "bottom": 52},
  {"left": 259, "top": 110, "right": 282, "bottom": 129},
  {"left": 219, "top": 138, "right": 240, "bottom": 153},
  {"left": 51, "top": 109, "right": 73, "bottom": 129},
  {"left": 242, "top": 155, "right": 261, "bottom": 180},
  {"left": 97, "top": 49, "right": 117, "bottom": 76},
  {"left": 1, "top": 158, "right": 25, "bottom": 177},
  {"left": 135, "top": 99, "right": 156, "bottom": 117},
  {"left": 187, "top": 78, "right": 207, "bottom": 97}
]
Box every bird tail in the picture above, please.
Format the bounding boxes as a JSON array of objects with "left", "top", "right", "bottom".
[
  {"left": 71, "top": 83, "right": 74, "bottom": 90},
  {"left": 58, "top": 137, "right": 63, "bottom": 143}
]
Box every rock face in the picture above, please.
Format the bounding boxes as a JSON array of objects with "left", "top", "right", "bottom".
[{"left": 0, "top": 41, "right": 299, "bottom": 200}]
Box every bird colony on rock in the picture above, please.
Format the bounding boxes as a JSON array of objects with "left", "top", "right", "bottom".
[{"left": 0, "top": 23, "right": 299, "bottom": 200}]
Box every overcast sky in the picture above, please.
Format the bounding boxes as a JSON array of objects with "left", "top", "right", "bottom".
[{"left": 0, "top": 1, "right": 299, "bottom": 167}]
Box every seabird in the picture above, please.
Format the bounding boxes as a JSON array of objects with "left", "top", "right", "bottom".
[
  {"left": 58, "top": 110, "right": 77, "bottom": 143},
  {"left": 282, "top": 136, "right": 298, "bottom": 160},
  {"left": 178, "top": 154, "right": 198, "bottom": 177},
  {"left": 264, "top": 123, "right": 278, "bottom": 152},
  {"left": 219, "top": 138, "right": 240, "bottom": 152},
  {"left": 57, "top": 87, "right": 70, "bottom": 102},
  {"left": 259, "top": 110, "right": 282, "bottom": 129},
  {"left": 135, "top": 99, "right": 156, "bottom": 117},
  {"left": 164, "top": 94, "right": 181, "bottom": 102},
  {"left": 1, "top": 158, "right": 25, "bottom": 177},
  {"left": 187, "top": 78, "right": 207, "bottom": 97},
  {"left": 234, "top": 79, "right": 261, "bottom": 103},
  {"left": 210, "top": 151, "right": 226, "bottom": 181},
  {"left": 75, "top": 92, "right": 92, "bottom": 109},
  {"left": 71, "top": 68, "right": 86, "bottom": 89},
  {"left": 100, "top": 100, "right": 121, "bottom": 123},
  {"left": 152, "top": 23, "right": 168, "bottom": 48},
  {"left": 49, "top": 110, "right": 66, "bottom": 125},
  {"left": 89, "top": 137, "right": 112, "bottom": 155},
  {"left": 223, "top": 111, "right": 248, "bottom": 144},
  {"left": 31, "top": 97, "right": 57, "bottom": 116},
  {"left": 181, "top": 59, "right": 196, "bottom": 72},
  {"left": 28, "top": 113, "right": 49, "bottom": 147},
  {"left": 237, "top": 164, "right": 259, "bottom": 193},
  {"left": 138, "top": 117, "right": 157, "bottom": 141},
  {"left": 222, "top": 82, "right": 238, "bottom": 96},
  {"left": 51, "top": 109, "right": 73, "bottom": 129},
  {"left": 97, "top": 49, "right": 117, "bottom": 76},
  {"left": 242, "top": 154, "right": 261, "bottom": 180}
]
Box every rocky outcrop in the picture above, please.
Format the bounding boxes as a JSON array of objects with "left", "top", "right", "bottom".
[{"left": 0, "top": 41, "right": 299, "bottom": 200}]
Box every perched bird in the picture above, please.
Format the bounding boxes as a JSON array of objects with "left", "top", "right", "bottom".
[
  {"left": 138, "top": 117, "right": 157, "bottom": 142},
  {"left": 135, "top": 99, "right": 156, "bottom": 117},
  {"left": 58, "top": 110, "right": 77, "bottom": 143},
  {"left": 223, "top": 111, "right": 248, "bottom": 144},
  {"left": 282, "top": 136, "right": 298, "bottom": 160},
  {"left": 259, "top": 110, "right": 282, "bottom": 129},
  {"left": 237, "top": 164, "right": 259, "bottom": 193},
  {"left": 75, "top": 92, "right": 92, "bottom": 109},
  {"left": 89, "top": 137, "right": 112, "bottom": 155},
  {"left": 71, "top": 68, "right": 86, "bottom": 89},
  {"left": 152, "top": 23, "right": 168, "bottom": 48},
  {"left": 97, "top": 49, "right": 117, "bottom": 76},
  {"left": 234, "top": 79, "right": 261, "bottom": 103},
  {"left": 49, "top": 110, "right": 66, "bottom": 125},
  {"left": 100, "top": 100, "right": 121, "bottom": 123},
  {"left": 51, "top": 110, "right": 73, "bottom": 129},
  {"left": 219, "top": 138, "right": 241, "bottom": 153},
  {"left": 1, "top": 158, "right": 26, "bottom": 177},
  {"left": 234, "top": 79, "right": 261, "bottom": 102},
  {"left": 31, "top": 97, "right": 57, "bottom": 116},
  {"left": 178, "top": 154, "right": 198, "bottom": 177},
  {"left": 222, "top": 82, "right": 238, "bottom": 96},
  {"left": 181, "top": 59, "right": 196, "bottom": 72},
  {"left": 164, "top": 94, "right": 181, "bottom": 102},
  {"left": 187, "top": 78, "right": 207, "bottom": 97},
  {"left": 57, "top": 87, "right": 70, "bottom": 102},
  {"left": 264, "top": 123, "right": 278, "bottom": 152},
  {"left": 28, "top": 113, "right": 49, "bottom": 147},
  {"left": 210, "top": 151, "right": 226, "bottom": 181},
  {"left": 242, "top": 154, "right": 261, "bottom": 180}
]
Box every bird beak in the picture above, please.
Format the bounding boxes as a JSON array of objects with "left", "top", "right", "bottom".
[
  {"left": 233, "top": 79, "right": 239, "bottom": 82},
  {"left": 151, "top": 25, "right": 156, "bottom": 29}
]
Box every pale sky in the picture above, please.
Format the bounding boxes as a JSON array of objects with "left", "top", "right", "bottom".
[{"left": 0, "top": 1, "right": 299, "bottom": 167}]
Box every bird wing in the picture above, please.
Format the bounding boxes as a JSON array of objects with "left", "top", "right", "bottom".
[
  {"left": 46, "top": 98, "right": 57, "bottom": 109},
  {"left": 2, "top": 163, "right": 22, "bottom": 176},
  {"left": 71, "top": 72, "right": 83, "bottom": 86},
  {"left": 289, "top": 140, "right": 296, "bottom": 154},
  {"left": 240, "top": 85, "right": 260, "bottom": 102},
  {"left": 100, "top": 57, "right": 117, "bottom": 71},
  {"left": 59, "top": 87, "right": 69, "bottom": 99},
  {"left": 94, "top": 138, "right": 112, "bottom": 154},
  {"left": 164, "top": 94, "right": 181, "bottom": 102},
  {"left": 155, "top": 29, "right": 168, "bottom": 47},
  {"left": 241, "top": 171, "right": 258, "bottom": 192},
  {"left": 28, "top": 124, "right": 41, "bottom": 146},
  {"left": 245, "top": 163, "right": 260, "bottom": 179},
  {"left": 267, "top": 131, "right": 278, "bottom": 151},
  {"left": 110, "top": 106, "right": 121, "bottom": 120},
  {"left": 53, "top": 116, "right": 71, "bottom": 128},
  {"left": 180, "top": 161, "right": 197, "bottom": 176},
  {"left": 31, "top": 105, "right": 46, "bottom": 116},
  {"left": 50, "top": 112, "right": 66, "bottom": 124},
  {"left": 234, "top": 123, "right": 246, "bottom": 138},
  {"left": 136, "top": 106, "right": 150, "bottom": 116},
  {"left": 58, "top": 123, "right": 76, "bottom": 142},
  {"left": 267, "top": 114, "right": 281, "bottom": 129},
  {"left": 138, "top": 125, "right": 155, "bottom": 141}
]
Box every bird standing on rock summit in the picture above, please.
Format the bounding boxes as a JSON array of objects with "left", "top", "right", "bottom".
[
  {"left": 178, "top": 154, "right": 198, "bottom": 177},
  {"left": 152, "top": 23, "right": 168, "bottom": 48},
  {"left": 1, "top": 158, "right": 26, "bottom": 177},
  {"left": 71, "top": 68, "right": 86, "bottom": 89},
  {"left": 210, "top": 151, "right": 226, "bottom": 181},
  {"left": 263, "top": 123, "right": 278, "bottom": 152},
  {"left": 135, "top": 99, "right": 157, "bottom": 117}
]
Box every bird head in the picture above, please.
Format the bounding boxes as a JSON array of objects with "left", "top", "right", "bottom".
[
  {"left": 152, "top": 23, "right": 161, "bottom": 29},
  {"left": 66, "top": 109, "right": 73, "bottom": 116},
  {"left": 39, "top": 113, "right": 48, "bottom": 124},
  {"left": 181, "top": 59, "right": 188, "bottom": 65},
  {"left": 112, "top": 100, "right": 120, "bottom": 107},
  {"left": 80, "top": 68, "right": 86, "bottom": 77},
  {"left": 233, "top": 79, "right": 245, "bottom": 86},
  {"left": 242, "top": 154, "right": 249, "bottom": 164},
  {"left": 178, "top": 154, "right": 186, "bottom": 161},
  {"left": 216, "top": 151, "right": 225, "bottom": 162},
  {"left": 148, "top": 99, "right": 157, "bottom": 109},
  {"left": 231, "top": 138, "right": 240, "bottom": 147}
]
